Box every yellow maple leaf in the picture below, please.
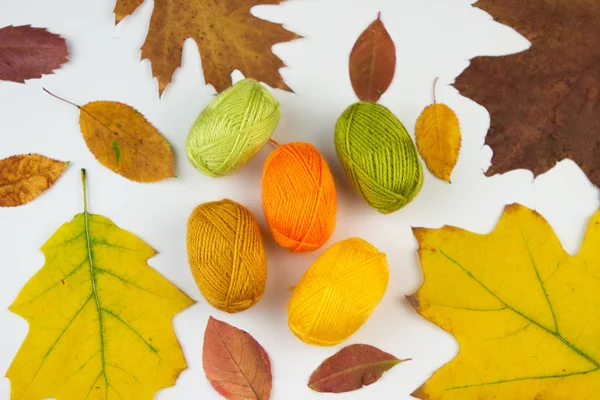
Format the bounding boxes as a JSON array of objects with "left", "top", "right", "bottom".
[
  {"left": 6, "top": 170, "right": 194, "bottom": 400},
  {"left": 415, "top": 78, "right": 461, "bottom": 182},
  {"left": 114, "top": 0, "right": 300, "bottom": 94},
  {"left": 409, "top": 204, "right": 600, "bottom": 399}
]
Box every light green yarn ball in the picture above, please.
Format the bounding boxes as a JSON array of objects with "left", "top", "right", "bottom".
[
  {"left": 186, "top": 78, "right": 281, "bottom": 177},
  {"left": 334, "top": 102, "right": 424, "bottom": 214}
]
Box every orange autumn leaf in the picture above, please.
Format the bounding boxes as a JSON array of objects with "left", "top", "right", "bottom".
[
  {"left": 203, "top": 317, "right": 272, "bottom": 400},
  {"left": 45, "top": 89, "right": 174, "bottom": 182},
  {"left": 114, "top": 0, "right": 300, "bottom": 94},
  {"left": 349, "top": 12, "right": 396, "bottom": 102},
  {"left": 409, "top": 204, "right": 600, "bottom": 400},
  {"left": 0, "top": 154, "right": 68, "bottom": 207},
  {"left": 415, "top": 78, "right": 461, "bottom": 182}
]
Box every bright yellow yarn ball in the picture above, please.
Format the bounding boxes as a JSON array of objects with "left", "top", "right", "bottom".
[
  {"left": 187, "top": 199, "right": 267, "bottom": 313},
  {"left": 186, "top": 78, "right": 281, "bottom": 177},
  {"left": 288, "top": 238, "right": 388, "bottom": 345},
  {"left": 262, "top": 142, "right": 337, "bottom": 253}
]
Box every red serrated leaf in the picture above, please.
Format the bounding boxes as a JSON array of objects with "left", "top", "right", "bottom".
[
  {"left": 349, "top": 13, "right": 396, "bottom": 102},
  {"left": 308, "top": 344, "right": 409, "bottom": 393},
  {"left": 0, "top": 25, "right": 68, "bottom": 83},
  {"left": 203, "top": 317, "right": 272, "bottom": 400}
]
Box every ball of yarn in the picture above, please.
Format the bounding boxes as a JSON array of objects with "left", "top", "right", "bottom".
[
  {"left": 334, "top": 102, "right": 423, "bottom": 214},
  {"left": 262, "top": 142, "right": 337, "bottom": 252},
  {"left": 186, "top": 78, "right": 281, "bottom": 177},
  {"left": 288, "top": 238, "right": 388, "bottom": 346},
  {"left": 187, "top": 199, "right": 267, "bottom": 313}
]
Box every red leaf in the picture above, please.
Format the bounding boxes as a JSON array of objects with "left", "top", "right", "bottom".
[
  {"left": 0, "top": 25, "right": 68, "bottom": 83},
  {"left": 349, "top": 13, "right": 396, "bottom": 102},
  {"left": 308, "top": 344, "right": 409, "bottom": 393},
  {"left": 203, "top": 317, "right": 272, "bottom": 400}
]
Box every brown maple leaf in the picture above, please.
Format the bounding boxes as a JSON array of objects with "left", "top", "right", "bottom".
[
  {"left": 455, "top": 0, "right": 600, "bottom": 186},
  {"left": 114, "top": 0, "right": 300, "bottom": 94}
]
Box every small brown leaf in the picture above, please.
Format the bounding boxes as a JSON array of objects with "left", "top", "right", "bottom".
[
  {"left": 45, "top": 89, "right": 175, "bottom": 182},
  {"left": 0, "top": 25, "right": 68, "bottom": 83},
  {"left": 203, "top": 317, "right": 272, "bottom": 400},
  {"left": 349, "top": 13, "right": 396, "bottom": 102},
  {"left": 0, "top": 154, "right": 68, "bottom": 207},
  {"left": 308, "top": 344, "right": 408, "bottom": 394}
]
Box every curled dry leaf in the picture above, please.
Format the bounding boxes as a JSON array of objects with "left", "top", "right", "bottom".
[
  {"left": 203, "top": 317, "right": 272, "bottom": 400},
  {"left": 45, "top": 89, "right": 175, "bottom": 182},
  {"left": 410, "top": 204, "right": 600, "bottom": 400},
  {"left": 349, "top": 12, "right": 396, "bottom": 102},
  {"left": 0, "top": 154, "right": 68, "bottom": 207},
  {"left": 415, "top": 78, "right": 461, "bottom": 182},
  {"left": 0, "top": 25, "right": 68, "bottom": 83},
  {"left": 7, "top": 170, "right": 194, "bottom": 400},
  {"left": 114, "top": 0, "right": 300, "bottom": 94},
  {"left": 308, "top": 344, "right": 408, "bottom": 393}
]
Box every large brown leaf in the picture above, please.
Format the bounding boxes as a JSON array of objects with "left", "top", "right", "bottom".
[
  {"left": 114, "top": 0, "right": 300, "bottom": 94},
  {"left": 0, "top": 154, "right": 68, "bottom": 207},
  {"left": 349, "top": 13, "right": 396, "bottom": 102},
  {"left": 0, "top": 25, "right": 68, "bottom": 83},
  {"left": 455, "top": 0, "right": 600, "bottom": 186},
  {"left": 203, "top": 317, "right": 272, "bottom": 400}
]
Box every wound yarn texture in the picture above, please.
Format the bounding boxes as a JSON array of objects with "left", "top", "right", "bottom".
[
  {"left": 262, "top": 142, "right": 337, "bottom": 252},
  {"left": 186, "top": 78, "right": 280, "bottom": 177},
  {"left": 187, "top": 199, "right": 267, "bottom": 313},
  {"left": 335, "top": 102, "right": 424, "bottom": 214},
  {"left": 288, "top": 238, "right": 388, "bottom": 346}
]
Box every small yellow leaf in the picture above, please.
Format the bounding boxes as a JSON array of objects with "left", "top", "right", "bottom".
[
  {"left": 0, "top": 154, "right": 68, "bottom": 207},
  {"left": 79, "top": 101, "right": 174, "bottom": 182},
  {"left": 7, "top": 170, "right": 194, "bottom": 400},
  {"left": 415, "top": 103, "right": 461, "bottom": 182},
  {"left": 409, "top": 204, "right": 600, "bottom": 400}
]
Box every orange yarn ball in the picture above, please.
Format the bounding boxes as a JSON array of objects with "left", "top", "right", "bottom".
[{"left": 262, "top": 142, "right": 337, "bottom": 252}]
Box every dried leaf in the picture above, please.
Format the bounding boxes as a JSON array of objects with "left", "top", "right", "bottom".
[
  {"left": 203, "top": 317, "right": 272, "bottom": 400},
  {"left": 416, "top": 79, "right": 461, "bottom": 182},
  {"left": 46, "top": 90, "right": 175, "bottom": 182},
  {"left": 114, "top": 0, "right": 300, "bottom": 94},
  {"left": 349, "top": 13, "right": 396, "bottom": 102},
  {"left": 0, "top": 25, "right": 68, "bottom": 83},
  {"left": 455, "top": 0, "right": 600, "bottom": 186},
  {"left": 0, "top": 154, "right": 68, "bottom": 207},
  {"left": 409, "top": 203, "right": 600, "bottom": 400},
  {"left": 7, "top": 170, "right": 194, "bottom": 400},
  {"left": 308, "top": 344, "right": 407, "bottom": 394}
]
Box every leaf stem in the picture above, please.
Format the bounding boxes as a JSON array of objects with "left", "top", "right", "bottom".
[
  {"left": 377, "top": 11, "right": 382, "bottom": 20},
  {"left": 81, "top": 169, "right": 88, "bottom": 213},
  {"left": 433, "top": 77, "right": 439, "bottom": 104},
  {"left": 43, "top": 88, "right": 81, "bottom": 109}
]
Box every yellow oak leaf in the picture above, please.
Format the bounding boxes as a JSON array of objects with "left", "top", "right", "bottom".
[
  {"left": 46, "top": 89, "right": 175, "bottom": 182},
  {"left": 415, "top": 79, "right": 461, "bottom": 182},
  {"left": 409, "top": 204, "right": 600, "bottom": 400},
  {"left": 0, "top": 154, "right": 68, "bottom": 207},
  {"left": 7, "top": 170, "right": 194, "bottom": 400},
  {"left": 114, "top": 0, "right": 300, "bottom": 94}
]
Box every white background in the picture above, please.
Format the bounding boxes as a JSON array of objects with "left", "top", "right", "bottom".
[{"left": 1, "top": 0, "right": 598, "bottom": 399}]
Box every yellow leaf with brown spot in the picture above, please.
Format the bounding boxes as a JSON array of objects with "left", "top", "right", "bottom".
[
  {"left": 415, "top": 80, "right": 461, "bottom": 182},
  {"left": 114, "top": 0, "right": 300, "bottom": 94},
  {"left": 45, "top": 90, "right": 175, "bottom": 182},
  {"left": 409, "top": 204, "right": 600, "bottom": 400},
  {"left": 7, "top": 170, "right": 194, "bottom": 400},
  {"left": 0, "top": 154, "right": 68, "bottom": 207}
]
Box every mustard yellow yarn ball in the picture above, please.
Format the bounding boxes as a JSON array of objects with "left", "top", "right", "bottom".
[
  {"left": 334, "top": 102, "right": 423, "bottom": 214},
  {"left": 187, "top": 199, "right": 267, "bottom": 313},
  {"left": 288, "top": 238, "right": 388, "bottom": 346},
  {"left": 186, "top": 78, "right": 281, "bottom": 177}
]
